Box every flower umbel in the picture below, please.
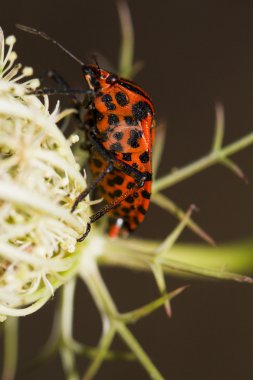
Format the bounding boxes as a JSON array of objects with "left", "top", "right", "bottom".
[{"left": 0, "top": 28, "right": 89, "bottom": 317}]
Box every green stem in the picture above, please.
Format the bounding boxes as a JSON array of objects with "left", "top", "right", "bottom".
[
  {"left": 60, "top": 347, "right": 79, "bottom": 380},
  {"left": 151, "top": 193, "right": 215, "bottom": 246},
  {"left": 81, "top": 259, "right": 117, "bottom": 316},
  {"left": 153, "top": 132, "right": 253, "bottom": 193},
  {"left": 82, "top": 325, "right": 116, "bottom": 380},
  {"left": 60, "top": 279, "right": 79, "bottom": 380},
  {"left": 98, "top": 238, "right": 253, "bottom": 283},
  {"left": 151, "top": 193, "right": 215, "bottom": 245},
  {"left": 69, "top": 339, "right": 135, "bottom": 361},
  {"left": 117, "top": 288, "right": 185, "bottom": 323},
  {"left": 80, "top": 262, "right": 117, "bottom": 379},
  {"left": 80, "top": 261, "right": 164, "bottom": 380},
  {"left": 2, "top": 317, "right": 18, "bottom": 380},
  {"left": 117, "top": 0, "right": 134, "bottom": 78},
  {"left": 212, "top": 103, "right": 225, "bottom": 151},
  {"left": 61, "top": 279, "right": 76, "bottom": 342},
  {"left": 116, "top": 323, "right": 164, "bottom": 380},
  {"left": 152, "top": 123, "right": 166, "bottom": 178}
]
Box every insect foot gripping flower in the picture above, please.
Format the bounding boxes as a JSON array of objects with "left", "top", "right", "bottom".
[{"left": 0, "top": 28, "right": 90, "bottom": 319}]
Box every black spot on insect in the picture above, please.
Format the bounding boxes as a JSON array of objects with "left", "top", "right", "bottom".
[
  {"left": 115, "top": 91, "right": 129, "bottom": 107},
  {"left": 114, "top": 175, "right": 124, "bottom": 185},
  {"left": 139, "top": 151, "right": 149, "bottom": 163},
  {"left": 130, "top": 205, "right": 135, "bottom": 210},
  {"left": 113, "top": 132, "right": 123, "bottom": 141},
  {"left": 101, "top": 94, "right": 116, "bottom": 110},
  {"left": 133, "top": 216, "right": 139, "bottom": 225},
  {"left": 106, "top": 73, "right": 118, "bottom": 85},
  {"left": 122, "top": 207, "right": 131, "bottom": 214},
  {"left": 122, "top": 153, "right": 132, "bottom": 161},
  {"left": 132, "top": 101, "right": 153, "bottom": 121},
  {"left": 124, "top": 116, "right": 138, "bottom": 126},
  {"left": 113, "top": 211, "right": 120, "bottom": 217},
  {"left": 110, "top": 142, "right": 123, "bottom": 152},
  {"left": 94, "top": 109, "right": 104, "bottom": 121},
  {"left": 127, "top": 129, "right": 141, "bottom": 149},
  {"left": 118, "top": 80, "right": 151, "bottom": 102},
  {"left": 138, "top": 205, "right": 147, "bottom": 215},
  {"left": 114, "top": 189, "right": 122, "bottom": 197},
  {"left": 107, "top": 178, "right": 114, "bottom": 187},
  {"left": 126, "top": 196, "right": 134, "bottom": 204},
  {"left": 107, "top": 103, "right": 117, "bottom": 111},
  {"left": 93, "top": 158, "right": 102, "bottom": 168},
  {"left": 132, "top": 163, "right": 138, "bottom": 169},
  {"left": 108, "top": 114, "right": 119, "bottom": 126},
  {"left": 102, "top": 93, "right": 112, "bottom": 102},
  {"left": 133, "top": 192, "right": 138, "bottom": 198},
  {"left": 127, "top": 182, "right": 135, "bottom": 189},
  {"left": 141, "top": 190, "right": 151, "bottom": 199}
]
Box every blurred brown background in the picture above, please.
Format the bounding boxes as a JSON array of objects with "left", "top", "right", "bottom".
[{"left": 1, "top": 1, "right": 253, "bottom": 379}]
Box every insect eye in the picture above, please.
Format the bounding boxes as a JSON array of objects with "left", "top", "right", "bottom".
[{"left": 106, "top": 74, "right": 118, "bottom": 85}]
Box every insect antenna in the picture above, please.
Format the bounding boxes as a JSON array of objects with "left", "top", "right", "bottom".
[
  {"left": 91, "top": 53, "right": 100, "bottom": 70},
  {"left": 16, "top": 24, "right": 84, "bottom": 66}
]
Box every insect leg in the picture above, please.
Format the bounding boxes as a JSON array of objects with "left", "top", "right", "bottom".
[
  {"left": 73, "top": 134, "right": 148, "bottom": 241},
  {"left": 77, "top": 184, "right": 138, "bottom": 242},
  {"left": 33, "top": 70, "right": 94, "bottom": 132},
  {"left": 88, "top": 132, "right": 148, "bottom": 186},
  {"left": 40, "top": 69, "right": 71, "bottom": 87},
  {"left": 77, "top": 223, "right": 91, "bottom": 242},
  {"left": 39, "top": 69, "right": 80, "bottom": 101},
  {"left": 32, "top": 87, "right": 92, "bottom": 96},
  {"left": 71, "top": 161, "right": 114, "bottom": 212},
  {"left": 32, "top": 68, "right": 94, "bottom": 106}
]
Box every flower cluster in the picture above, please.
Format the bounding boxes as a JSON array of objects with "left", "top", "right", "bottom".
[{"left": 0, "top": 28, "right": 89, "bottom": 317}]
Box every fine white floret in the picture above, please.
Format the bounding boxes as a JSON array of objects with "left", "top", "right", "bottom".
[{"left": 0, "top": 28, "right": 89, "bottom": 318}]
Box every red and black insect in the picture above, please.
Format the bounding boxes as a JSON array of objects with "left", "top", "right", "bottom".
[
  {"left": 78, "top": 65, "right": 155, "bottom": 238},
  {"left": 17, "top": 25, "right": 155, "bottom": 241}
]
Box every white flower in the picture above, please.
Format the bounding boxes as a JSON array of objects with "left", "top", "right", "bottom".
[{"left": 0, "top": 28, "right": 90, "bottom": 318}]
